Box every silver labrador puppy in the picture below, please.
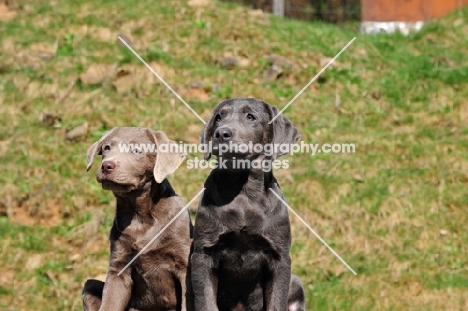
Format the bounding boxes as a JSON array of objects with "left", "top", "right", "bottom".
[
  {"left": 188, "top": 98, "right": 306, "bottom": 311},
  {"left": 83, "top": 127, "right": 190, "bottom": 311}
]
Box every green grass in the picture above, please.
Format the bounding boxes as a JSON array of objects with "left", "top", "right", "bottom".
[{"left": 0, "top": 0, "right": 467, "bottom": 309}]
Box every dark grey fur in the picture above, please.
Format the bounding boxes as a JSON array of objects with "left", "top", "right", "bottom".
[{"left": 188, "top": 98, "right": 306, "bottom": 311}]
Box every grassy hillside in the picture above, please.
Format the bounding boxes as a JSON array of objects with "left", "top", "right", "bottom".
[{"left": 1, "top": 0, "right": 467, "bottom": 310}]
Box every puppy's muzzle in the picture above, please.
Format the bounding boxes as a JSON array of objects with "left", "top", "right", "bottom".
[
  {"left": 101, "top": 160, "right": 116, "bottom": 175},
  {"left": 214, "top": 127, "right": 232, "bottom": 142}
]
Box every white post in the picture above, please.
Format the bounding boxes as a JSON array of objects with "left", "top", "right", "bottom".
[{"left": 273, "top": 0, "right": 285, "bottom": 16}]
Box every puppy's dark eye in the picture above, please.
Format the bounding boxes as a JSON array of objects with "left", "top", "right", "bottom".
[
  {"left": 214, "top": 114, "right": 221, "bottom": 123},
  {"left": 132, "top": 147, "right": 142, "bottom": 154},
  {"left": 247, "top": 113, "right": 256, "bottom": 121},
  {"left": 103, "top": 145, "right": 111, "bottom": 151}
]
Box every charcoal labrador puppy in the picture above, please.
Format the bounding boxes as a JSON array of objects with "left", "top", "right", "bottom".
[
  {"left": 82, "top": 127, "right": 191, "bottom": 311},
  {"left": 188, "top": 98, "right": 306, "bottom": 310}
]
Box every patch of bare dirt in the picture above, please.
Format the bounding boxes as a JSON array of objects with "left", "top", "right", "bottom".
[
  {"left": 0, "top": 2, "right": 16, "bottom": 21},
  {"left": 183, "top": 87, "right": 210, "bottom": 101},
  {"left": 188, "top": 0, "right": 211, "bottom": 7},
  {"left": 459, "top": 99, "right": 468, "bottom": 123},
  {"left": 89, "top": 27, "right": 117, "bottom": 43},
  {"left": 14, "top": 53, "right": 43, "bottom": 71},
  {"left": 110, "top": 62, "right": 175, "bottom": 94},
  {"left": 25, "top": 254, "right": 43, "bottom": 271},
  {"left": 11, "top": 200, "right": 62, "bottom": 227},
  {"left": 10, "top": 204, "right": 35, "bottom": 225},
  {"left": 0, "top": 268, "right": 13, "bottom": 287},
  {"left": 28, "top": 41, "right": 57, "bottom": 60},
  {"left": 79, "top": 64, "right": 116, "bottom": 85},
  {"left": 65, "top": 122, "right": 88, "bottom": 141}
]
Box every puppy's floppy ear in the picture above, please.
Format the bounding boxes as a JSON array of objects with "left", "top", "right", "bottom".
[
  {"left": 86, "top": 129, "right": 116, "bottom": 172},
  {"left": 147, "top": 129, "right": 186, "bottom": 184},
  {"left": 264, "top": 102, "right": 301, "bottom": 160},
  {"left": 199, "top": 100, "right": 228, "bottom": 161},
  {"left": 199, "top": 123, "right": 212, "bottom": 161}
]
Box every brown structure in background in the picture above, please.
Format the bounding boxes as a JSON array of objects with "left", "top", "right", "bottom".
[
  {"left": 361, "top": 0, "right": 468, "bottom": 22},
  {"left": 286, "top": 0, "right": 360, "bottom": 23},
  {"left": 225, "top": 0, "right": 468, "bottom": 23},
  {"left": 223, "top": 0, "right": 361, "bottom": 22}
]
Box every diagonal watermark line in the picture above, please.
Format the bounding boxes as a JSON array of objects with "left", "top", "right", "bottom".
[
  {"left": 117, "top": 36, "right": 206, "bottom": 124},
  {"left": 117, "top": 188, "right": 206, "bottom": 276},
  {"left": 269, "top": 37, "right": 356, "bottom": 124},
  {"left": 269, "top": 188, "right": 357, "bottom": 275}
]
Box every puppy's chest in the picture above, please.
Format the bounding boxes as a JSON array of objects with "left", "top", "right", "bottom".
[
  {"left": 210, "top": 199, "right": 275, "bottom": 254},
  {"left": 211, "top": 210, "right": 278, "bottom": 280},
  {"left": 217, "top": 196, "right": 268, "bottom": 231},
  {"left": 116, "top": 218, "right": 166, "bottom": 251}
]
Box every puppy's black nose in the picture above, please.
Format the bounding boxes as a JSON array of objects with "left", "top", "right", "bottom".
[
  {"left": 101, "top": 160, "right": 116, "bottom": 173},
  {"left": 215, "top": 128, "right": 232, "bottom": 142}
]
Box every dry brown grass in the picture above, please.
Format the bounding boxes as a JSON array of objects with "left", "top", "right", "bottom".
[{"left": 0, "top": 0, "right": 467, "bottom": 310}]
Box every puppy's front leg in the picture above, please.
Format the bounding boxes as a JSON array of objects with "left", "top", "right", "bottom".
[
  {"left": 190, "top": 252, "right": 219, "bottom": 311},
  {"left": 264, "top": 257, "right": 291, "bottom": 311},
  {"left": 99, "top": 240, "right": 133, "bottom": 311},
  {"left": 175, "top": 268, "right": 188, "bottom": 311}
]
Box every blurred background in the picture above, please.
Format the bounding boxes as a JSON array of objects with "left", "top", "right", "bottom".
[
  {"left": 226, "top": 0, "right": 360, "bottom": 22},
  {"left": 0, "top": 0, "right": 467, "bottom": 310}
]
